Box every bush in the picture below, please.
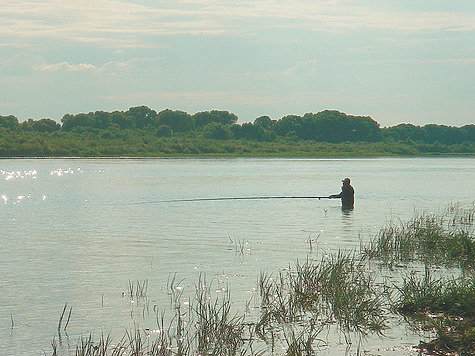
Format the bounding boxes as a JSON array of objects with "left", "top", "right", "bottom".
[
  {"left": 155, "top": 125, "right": 172, "bottom": 138},
  {"left": 202, "top": 122, "right": 233, "bottom": 140}
]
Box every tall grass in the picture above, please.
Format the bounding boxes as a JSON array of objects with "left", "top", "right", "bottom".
[
  {"left": 128, "top": 279, "right": 148, "bottom": 300},
  {"left": 49, "top": 203, "right": 473, "bottom": 355},
  {"left": 395, "top": 273, "right": 474, "bottom": 317},
  {"left": 257, "top": 251, "right": 388, "bottom": 345},
  {"left": 57, "top": 302, "right": 72, "bottom": 334},
  {"left": 192, "top": 274, "right": 247, "bottom": 355},
  {"left": 75, "top": 333, "right": 114, "bottom": 355},
  {"left": 282, "top": 323, "right": 326, "bottom": 356},
  {"left": 394, "top": 272, "right": 475, "bottom": 355},
  {"left": 363, "top": 203, "right": 475, "bottom": 355},
  {"left": 52, "top": 254, "right": 388, "bottom": 355},
  {"left": 363, "top": 204, "right": 474, "bottom": 268}
]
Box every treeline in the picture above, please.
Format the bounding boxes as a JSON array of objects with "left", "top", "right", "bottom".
[{"left": 0, "top": 106, "right": 473, "bottom": 157}]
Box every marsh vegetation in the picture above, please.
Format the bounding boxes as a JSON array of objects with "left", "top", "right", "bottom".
[{"left": 48, "top": 203, "right": 473, "bottom": 355}]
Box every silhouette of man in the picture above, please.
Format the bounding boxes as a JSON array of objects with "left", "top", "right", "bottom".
[{"left": 329, "top": 177, "right": 354, "bottom": 209}]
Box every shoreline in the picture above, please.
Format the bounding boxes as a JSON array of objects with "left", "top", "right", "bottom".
[{"left": 1, "top": 152, "right": 474, "bottom": 160}]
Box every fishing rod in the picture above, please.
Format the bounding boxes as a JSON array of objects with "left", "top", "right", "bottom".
[{"left": 144, "top": 195, "right": 338, "bottom": 203}]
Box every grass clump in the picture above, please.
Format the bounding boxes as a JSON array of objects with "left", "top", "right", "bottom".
[
  {"left": 362, "top": 205, "right": 475, "bottom": 355},
  {"left": 193, "top": 275, "right": 247, "bottom": 355},
  {"left": 394, "top": 273, "right": 475, "bottom": 355},
  {"left": 396, "top": 273, "right": 474, "bottom": 317},
  {"left": 53, "top": 254, "right": 388, "bottom": 355},
  {"left": 362, "top": 203, "right": 475, "bottom": 354},
  {"left": 62, "top": 277, "right": 251, "bottom": 356},
  {"left": 363, "top": 204, "right": 474, "bottom": 268},
  {"left": 257, "top": 251, "right": 388, "bottom": 348}
]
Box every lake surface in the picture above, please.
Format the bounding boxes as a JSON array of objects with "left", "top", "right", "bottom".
[{"left": 1, "top": 157, "right": 473, "bottom": 355}]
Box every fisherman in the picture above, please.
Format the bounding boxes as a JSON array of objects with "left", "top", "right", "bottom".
[{"left": 329, "top": 177, "right": 354, "bottom": 209}]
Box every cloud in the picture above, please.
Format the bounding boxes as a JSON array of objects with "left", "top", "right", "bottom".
[
  {"left": 1, "top": 0, "right": 473, "bottom": 49},
  {"left": 32, "top": 57, "right": 163, "bottom": 74},
  {"left": 34, "top": 62, "right": 97, "bottom": 72},
  {"left": 441, "top": 58, "right": 475, "bottom": 64},
  {"left": 178, "top": 1, "right": 475, "bottom": 33},
  {"left": 102, "top": 57, "right": 164, "bottom": 74},
  {"left": 0, "top": 0, "right": 227, "bottom": 48},
  {"left": 283, "top": 59, "right": 317, "bottom": 75},
  {"left": 359, "top": 58, "right": 475, "bottom": 65}
]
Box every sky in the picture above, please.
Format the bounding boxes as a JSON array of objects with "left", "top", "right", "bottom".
[{"left": 1, "top": 0, "right": 474, "bottom": 127}]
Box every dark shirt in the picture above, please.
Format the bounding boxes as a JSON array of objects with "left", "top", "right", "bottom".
[
  {"left": 329, "top": 183, "right": 355, "bottom": 208},
  {"left": 340, "top": 184, "right": 354, "bottom": 209}
]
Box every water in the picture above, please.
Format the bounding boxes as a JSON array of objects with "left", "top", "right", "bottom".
[{"left": 0, "top": 157, "right": 473, "bottom": 355}]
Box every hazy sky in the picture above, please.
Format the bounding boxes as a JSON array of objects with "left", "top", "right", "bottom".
[{"left": 1, "top": 0, "right": 474, "bottom": 127}]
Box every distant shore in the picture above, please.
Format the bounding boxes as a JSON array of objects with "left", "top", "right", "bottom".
[
  {"left": 2, "top": 107, "right": 473, "bottom": 158},
  {"left": 1, "top": 152, "right": 474, "bottom": 159}
]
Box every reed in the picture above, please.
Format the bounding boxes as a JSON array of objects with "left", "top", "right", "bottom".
[
  {"left": 51, "top": 337, "right": 57, "bottom": 356},
  {"left": 229, "top": 236, "right": 251, "bottom": 256},
  {"left": 256, "top": 251, "right": 388, "bottom": 350},
  {"left": 193, "top": 275, "right": 246, "bottom": 355},
  {"left": 127, "top": 279, "right": 148, "bottom": 300},
  {"left": 48, "top": 203, "right": 473, "bottom": 355},
  {"left": 149, "top": 310, "right": 173, "bottom": 355},
  {"left": 166, "top": 273, "right": 185, "bottom": 308},
  {"left": 419, "top": 317, "right": 475, "bottom": 355},
  {"left": 395, "top": 272, "right": 474, "bottom": 317},
  {"left": 394, "top": 272, "right": 475, "bottom": 355},
  {"left": 362, "top": 203, "right": 475, "bottom": 354},
  {"left": 363, "top": 205, "right": 474, "bottom": 267},
  {"left": 235, "top": 238, "right": 248, "bottom": 255},
  {"left": 282, "top": 322, "right": 326, "bottom": 356},
  {"left": 126, "top": 328, "right": 145, "bottom": 355},
  {"left": 57, "top": 302, "right": 72, "bottom": 333},
  {"left": 257, "top": 270, "right": 302, "bottom": 326},
  {"left": 74, "top": 333, "right": 114, "bottom": 356}
]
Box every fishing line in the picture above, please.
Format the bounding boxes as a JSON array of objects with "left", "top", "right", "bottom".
[{"left": 132, "top": 196, "right": 335, "bottom": 204}]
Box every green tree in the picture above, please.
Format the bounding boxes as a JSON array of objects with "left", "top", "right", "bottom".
[
  {"left": 18, "top": 119, "right": 34, "bottom": 131},
  {"left": 462, "top": 125, "right": 475, "bottom": 142},
  {"left": 254, "top": 116, "right": 276, "bottom": 130},
  {"left": 303, "top": 111, "right": 382, "bottom": 142},
  {"left": 61, "top": 113, "right": 95, "bottom": 131},
  {"left": 156, "top": 125, "right": 172, "bottom": 138},
  {"left": 157, "top": 109, "right": 194, "bottom": 132},
  {"left": 237, "top": 122, "right": 266, "bottom": 141},
  {"left": 32, "top": 118, "right": 61, "bottom": 133},
  {"left": 274, "top": 115, "right": 303, "bottom": 137},
  {"left": 93, "top": 111, "right": 112, "bottom": 129},
  {"left": 202, "top": 122, "right": 233, "bottom": 140},
  {"left": 193, "top": 110, "right": 238, "bottom": 127},
  {"left": 111, "top": 111, "right": 134, "bottom": 130},
  {"left": 383, "top": 124, "right": 428, "bottom": 143},
  {"left": 423, "top": 124, "right": 470, "bottom": 145},
  {"left": 0, "top": 115, "right": 19, "bottom": 129},
  {"left": 126, "top": 106, "right": 159, "bottom": 129}
]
